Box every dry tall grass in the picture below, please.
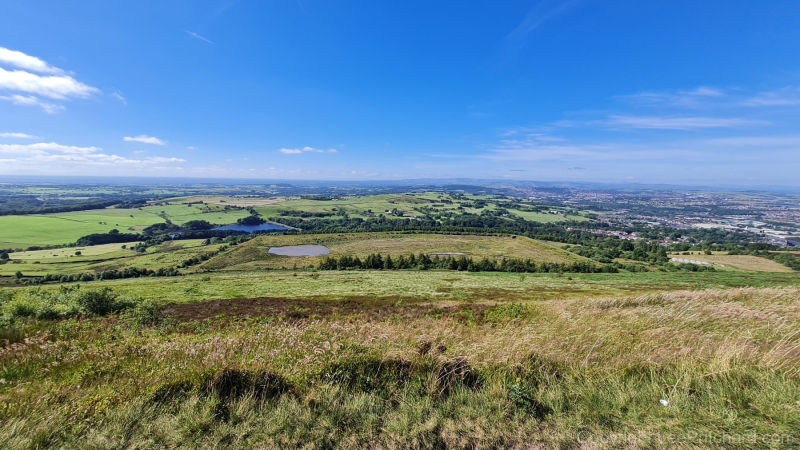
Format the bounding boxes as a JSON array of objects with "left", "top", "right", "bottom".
[{"left": 1, "top": 287, "right": 799, "bottom": 448}]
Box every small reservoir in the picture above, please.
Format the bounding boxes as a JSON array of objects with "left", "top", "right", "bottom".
[{"left": 268, "top": 245, "right": 330, "bottom": 256}]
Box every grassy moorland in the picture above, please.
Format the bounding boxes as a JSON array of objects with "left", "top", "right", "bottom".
[
  {"left": 19, "top": 269, "right": 800, "bottom": 304},
  {"left": 1, "top": 275, "right": 799, "bottom": 448},
  {"left": 0, "top": 191, "right": 798, "bottom": 448},
  {"left": 0, "top": 232, "right": 588, "bottom": 279},
  {"left": 202, "top": 233, "right": 590, "bottom": 271}
]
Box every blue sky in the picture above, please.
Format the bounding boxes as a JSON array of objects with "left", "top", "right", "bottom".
[{"left": 1, "top": 0, "right": 799, "bottom": 186}]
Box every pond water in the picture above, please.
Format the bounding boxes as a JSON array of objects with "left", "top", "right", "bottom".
[
  {"left": 268, "top": 245, "right": 330, "bottom": 256},
  {"left": 212, "top": 223, "right": 290, "bottom": 233}
]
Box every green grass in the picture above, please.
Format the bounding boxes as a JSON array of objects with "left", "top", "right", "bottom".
[
  {"left": 1, "top": 282, "right": 799, "bottom": 448},
  {"left": 507, "top": 208, "right": 588, "bottom": 222},
  {"left": 1, "top": 212, "right": 798, "bottom": 447},
  {"left": 201, "top": 233, "right": 590, "bottom": 271},
  {"left": 6, "top": 269, "right": 798, "bottom": 305},
  {"left": 0, "top": 205, "right": 250, "bottom": 248},
  {"left": 0, "top": 192, "right": 591, "bottom": 249},
  {"left": 251, "top": 194, "right": 433, "bottom": 219},
  {"left": 0, "top": 240, "right": 219, "bottom": 277}
]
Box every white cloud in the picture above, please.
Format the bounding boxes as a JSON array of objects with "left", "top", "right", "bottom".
[
  {"left": 0, "top": 141, "right": 185, "bottom": 173},
  {"left": 111, "top": 92, "right": 126, "bottom": 105},
  {"left": 124, "top": 135, "right": 165, "bottom": 145},
  {"left": 680, "top": 86, "right": 724, "bottom": 97},
  {"left": 606, "top": 115, "right": 763, "bottom": 130},
  {"left": 0, "top": 142, "right": 101, "bottom": 155},
  {"left": 0, "top": 48, "right": 99, "bottom": 113},
  {"left": 1, "top": 94, "right": 65, "bottom": 113},
  {"left": 0, "top": 132, "right": 38, "bottom": 139},
  {"left": 0, "top": 66, "right": 98, "bottom": 99},
  {"left": 742, "top": 87, "right": 800, "bottom": 106},
  {"left": 185, "top": 31, "right": 215, "bottom": 45},
  {"left": 707, "top": 136, "right": 800, "bottom": 147},
  {"left": 616, "top": 86, "right": 725, "bottom": 108},
  {"left": 506, "top": 0, "right": 580, "bottom": 45},
  {"left": 0, "top": 47, "right": 63, "bottom": 74},
  {"left": 279, "top": 146, "right": 333, "bottom": 155}
]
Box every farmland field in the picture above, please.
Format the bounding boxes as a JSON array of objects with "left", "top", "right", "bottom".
[
  {"left": 669, "top": 252, "right": 794, "bottom": 272},
  {"left": 239, "top": 193, "right": 589, "bottom": 222},
  {"left": 0, "top": 239, "right": 217, "bottom": 277},
  {"left": 0, "top": 192, "right": 589, "bottom": 249},
  {"left": 0, "top": 203, "right": 251, "bottom": 248},
  {"left": 2, "top": 190, "right": 800, "bottom": 448},
  {"left": 201, "top": 233, "right": 589, "bottom": 271}
]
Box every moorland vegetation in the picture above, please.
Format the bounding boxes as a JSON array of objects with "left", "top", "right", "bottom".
[{"left": 1, "top": 189, "right": 799, "bottom": 448}]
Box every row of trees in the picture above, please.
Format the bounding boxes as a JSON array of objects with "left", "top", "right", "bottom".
[
  {"left": 317, "top": 253, "right": 618, "bottom": 273},
  {"left": 568, "top": 241, "right": 669, "bottom": 265},
  {"left": 28, "top": 266, "right": 181, "bottom": 285}
]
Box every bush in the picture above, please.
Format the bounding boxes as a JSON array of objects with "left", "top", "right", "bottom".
[
  {"left": 123, "top": 298, "right": 164, "bottom": 327},
  {"left": 3, "top": 287, "right": 81, "bottom": 319},
  {"left": 76, "top": 287, "right": 132, "bottom": 316},
  {"left": 1, "top": 286, "right": 136, "bottom": 320}
]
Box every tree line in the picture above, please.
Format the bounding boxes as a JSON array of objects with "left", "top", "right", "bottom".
[{"left": 317, "top": 253, "right": 619, "bottom": 273}]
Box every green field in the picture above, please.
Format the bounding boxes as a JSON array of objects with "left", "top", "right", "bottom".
[
  {"left": 0, "top": 193, "right": 591, "bottom": 250},
  {"left": 14, "top": 268, "right": 798, "bottom": 304},
  {"left": 0, "top": 239, "right": 218, "bottom": 277},
  {"left": 2, "top": 270, "right": 800, "bottom": 448},
  {"left": 201, "top": 233, "right": 589, "bottom": 271},
  {"left": 202, "top": 192, "right": 591, "bottom": 222},
  {"left": 1, "top": 191, "right": 799, "bottom": 447},
  {"left": 0, "top": 203, "right": 251, "bottom": 248},
  {"left": 669, "top": 252, "right": 794, "bottom": 272}
]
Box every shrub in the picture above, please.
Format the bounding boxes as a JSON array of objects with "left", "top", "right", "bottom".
[
  {"left": 76, "top": 288, "right": 132, "bottom": 316},
  {"left": 1, "top": 286, "right": 136, "bottom": 320},
  {"left": 484, "top": 303, "right": 534, "bottom": 323},
  {"left": 123, "top": 298, "right": 164, "bottom": 327}
]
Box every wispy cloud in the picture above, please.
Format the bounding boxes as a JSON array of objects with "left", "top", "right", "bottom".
[
  {"left": 605, "top": 115, "right": 763, "bottom": 130},
  {"left": 111, "top": 92, "right": 126, "bottom": 105},
  {"left": 124, "top": 135, "right": 165, "bottom": 145},
  {"left": 279, "top": 146, "right": 337, "bottom": 155},
  {"left": 185, "top": 31, "right": 215, "bottom": 45},
  {"left": 0, "top": 142, "right": 100, "bottom": 155},
  {"left": 742, "top": 87, "right": 800, "bottom": 106},
  {"left": 0, "top": 66, "right": 98, "bottom": 99},
  {"left": 616, "top": 86, "right": 725, "bottom": 108},
  {"left": 0, "top": 132, "right": 39, "bottom": 139},
  {"left": 707, "top": 136, "right": 800, "bottom": 147},
  {"left": 505, "top": 0, "right": 580, "bottom": 49},
  {"left": 0, "top": 47, "right": 63, "bottom": 74},
  {"left": 0, "top": 94, "right": 65, "bottom": 114},
  {"left": 0, "top": 141, "right": 185, "bottom": 173},
  {"left": 0, "top": 47, "right": 98, "bottom": 113}
]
